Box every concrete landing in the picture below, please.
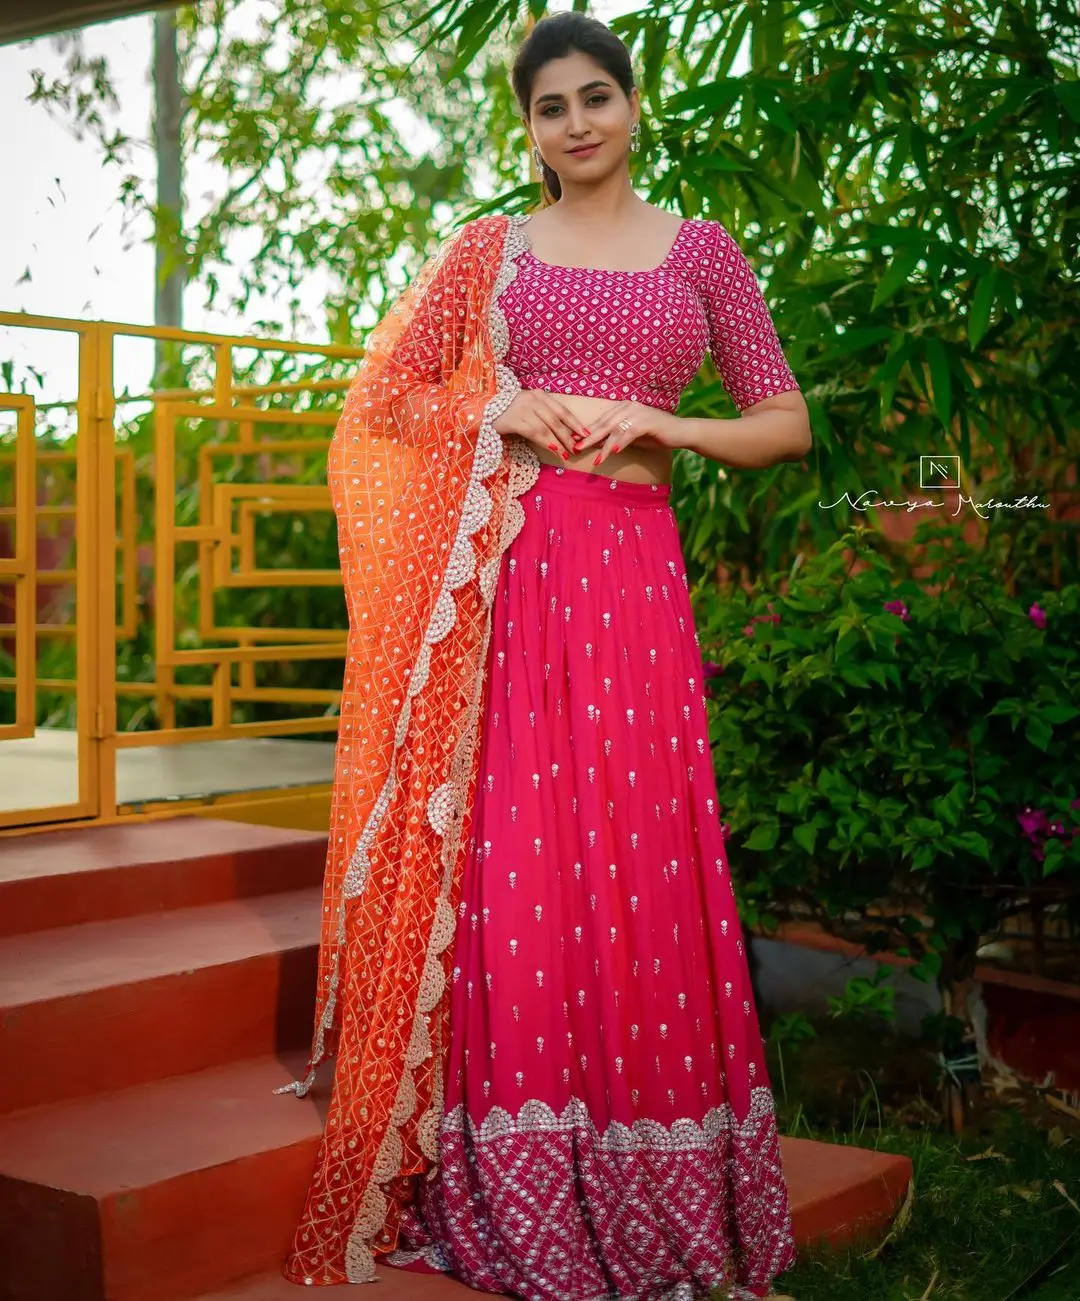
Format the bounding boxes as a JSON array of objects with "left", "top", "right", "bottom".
[{"left": 0, "top": 729, "right": 335, "bottom": 813}]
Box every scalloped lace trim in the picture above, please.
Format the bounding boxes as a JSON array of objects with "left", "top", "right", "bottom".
[{"left": 443, "top": 1083, "right": 780, "bottom": 1151}]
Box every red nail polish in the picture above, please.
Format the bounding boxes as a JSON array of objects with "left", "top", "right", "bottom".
[
  {"left": 548, "top": 443, "right": 559, "bottom": 453},
  {"left": 592, "top": 453, "right": 602, "bottom": 466},
  {"left": 562, "top": 451, "right": 569, "bottom": 460},
  {"left": 611, "top": 444, "right": 620, "bottom": 453}
]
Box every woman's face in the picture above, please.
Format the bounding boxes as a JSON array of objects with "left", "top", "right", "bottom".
[{"left": 527, "top": 50, "right": 637, "bottom": 181}]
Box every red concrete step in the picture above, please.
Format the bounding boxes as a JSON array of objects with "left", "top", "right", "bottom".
[
  {"left": 0, "top": 887, "right": 319, "bottom": 1114},
  {"left": 781, "top": 1134, "right": 912, "bottom": 1249},
  {"left": 0, "top": 1053, "right": 322, "bottom": 1301},
  {"left": 0, "top": 1050, "right": 912, "bottom": 1301},
  {"left": 0, "top": 818, "right": 327, "bottom": 938}
]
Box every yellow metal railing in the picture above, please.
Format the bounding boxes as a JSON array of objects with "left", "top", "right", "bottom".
[
  {"left": 0, "top": 313, "right": 363, "bottom": 830},
  {"left": 0, "top": 395, "right": 35, "bottom": 741}
]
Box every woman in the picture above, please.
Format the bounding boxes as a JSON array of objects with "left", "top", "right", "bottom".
[{"left": 278, "top": 12, "right": 810, "bottom": 1299}]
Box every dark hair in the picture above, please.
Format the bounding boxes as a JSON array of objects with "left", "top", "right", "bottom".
[{"left": 511, "top": 13, "right": 636, "bottom": 205}]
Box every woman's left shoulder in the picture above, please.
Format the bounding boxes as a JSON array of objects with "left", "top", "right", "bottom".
[
  {"left": 669, "top": 216, "right": 723, "bottom": 276},
  {"left": 463, "top": 213, "right": 513, "bottom": 239}
]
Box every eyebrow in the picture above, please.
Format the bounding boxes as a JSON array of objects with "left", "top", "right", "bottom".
[{"left": 534, "top": 80, "right": 612, "bottom": 107}]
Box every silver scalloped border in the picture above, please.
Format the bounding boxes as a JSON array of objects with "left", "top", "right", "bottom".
[
  {"left": 271, "top": 212, "right": 538, "bottom": 1284},
  {"left": 384, "top": 1085, "right": 795, "bottom": 1297},
  {"left": 444, "top": 1081, "right": 781, "bottom": 1151}
]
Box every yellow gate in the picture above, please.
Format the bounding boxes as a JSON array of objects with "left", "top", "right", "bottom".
[{"left": 0, "top": 313, "right": 362, "bottom": 832}]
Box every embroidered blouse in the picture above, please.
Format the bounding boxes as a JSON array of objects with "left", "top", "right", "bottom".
[{"left": 496, "top": 215, "right": 800, "bottom": 414}]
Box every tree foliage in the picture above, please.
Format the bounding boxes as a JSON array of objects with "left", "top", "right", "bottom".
[{"left": 21, "top": 0, "right": 1080, "bottom": 582}]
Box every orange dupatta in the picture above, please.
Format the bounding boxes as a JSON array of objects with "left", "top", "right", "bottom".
[{"left": 278, "top": 211, "right": 538, "bottom": 1284}]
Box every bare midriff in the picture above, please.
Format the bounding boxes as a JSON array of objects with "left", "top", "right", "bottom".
[{"left": 527, "top": 392, "right": 674, "bottom": 486}]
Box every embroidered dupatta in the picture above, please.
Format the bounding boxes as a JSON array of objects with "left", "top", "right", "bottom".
[{"left": 279, "top": 212, "right": 537, "bottom": 1284}]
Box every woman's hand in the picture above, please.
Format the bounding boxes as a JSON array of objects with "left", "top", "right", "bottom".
[
  {"left": 571, "top": 401, "right": 685, "bottom": 466},
  {"left": 492, "top": 389, "right": 589, "bottom": 461}
]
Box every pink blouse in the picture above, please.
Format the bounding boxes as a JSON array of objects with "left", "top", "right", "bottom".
[{"left": 497, "top": 216, "right": 800, "bottom": 414}]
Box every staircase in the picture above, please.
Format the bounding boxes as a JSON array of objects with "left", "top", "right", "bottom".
[{"left": 0, "top": 819, "right": 913, "bottom": 1300}]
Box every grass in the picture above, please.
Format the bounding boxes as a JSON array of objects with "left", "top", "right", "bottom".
[{"left": 747, "top": 1015, "right": 1080, "bottom": 1301}]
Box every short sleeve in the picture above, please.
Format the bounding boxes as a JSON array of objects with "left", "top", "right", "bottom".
[{"left": 700, "top": 220, "right": 800, "bottom": 412}]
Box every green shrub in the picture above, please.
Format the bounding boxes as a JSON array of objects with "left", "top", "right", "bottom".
[{"left": 697, "top": 525, "right": 1080, "bottom": 1022}]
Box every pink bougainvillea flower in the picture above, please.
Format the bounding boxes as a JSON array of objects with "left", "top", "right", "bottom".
[
  {"left": 744, "top": 608, "right": 781, "bottom": 636},
  {"left": 1028, "top": 602, "right": 1047, "bottom": 629},
  {"left": 720, "top": 821, "right": 731, "bottom": 842},
  {"left": 1018, "top": 807, "right": 1049, "bottom": 841},
  {"left": 883, "top": 599, "right": 910, "bottom": 622},
  {"left": 702, "top": 659, "right": 725, "bottom": 699}
]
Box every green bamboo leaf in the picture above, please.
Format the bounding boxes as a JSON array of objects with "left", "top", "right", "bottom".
[
  {"left": 691, "top": 154, "right": 755, "bottom": 173},
  {"left": 886, "top": 120, "right": 910, "bottom": 186},
  {"left": 951, "top": 83, "right": 1034, "bottom": 145},
  {"left": 967, "top": 269, "right": 998, "bottom": 349},
  {"left": 819, "top": 326, "right": 894, "bottom": 360},
  {"left": 871, "top": 244, "right": 923, "bottom": 310},
  {"left": 806, "top": 397, "right": 835, "bottom": 451},
  {"left": 678, "top": 0, "right": 709, "bottom": 59},
  {"left": 876, "top": 335, "right": 911, "bottom": 420},
  {"left": 909, "top": 122, "right": 929, "bottom": 180},
  {"left": 923, "top": 336, "right": 953, "bottom": 429},
  {"left": 870, "top": 60, "right": 891, "bottom": 108},
  {"left": 1042, "top": 93, "right": 1061, "bottom": 156},
  {"left": 448, "top": 0, "right": 504, "bottom": 77},
  {"left": 1055, "top": 82, "right": 1080, "bottom": 126},
  {"left": 958, "top": 409, "right": 971, "bottom": 468},
  {"left": 758, "top": 91, "right": 795, "bottom": 133},
  {"left": 718, "top": 8, "right": 753, "bottom": 79},
  {"left": 641, "top": 19, "right": 670, "bottom": 99},
  {"left": 666, "top": 79, "right": 742, "bottom": 116}
]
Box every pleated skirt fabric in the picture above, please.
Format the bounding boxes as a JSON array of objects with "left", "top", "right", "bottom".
[{"left": 388, "top": 462, "right": 795, "bottom": 1299}]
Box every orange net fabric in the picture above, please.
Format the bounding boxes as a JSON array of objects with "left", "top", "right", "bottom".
[{"left": 278, "top": 212, "right": 538, "bottom": 1284}]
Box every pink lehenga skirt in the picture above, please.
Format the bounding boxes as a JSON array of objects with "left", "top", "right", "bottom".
[{"left": 387, "top": 462, "right": 796, "bottom": 1299}]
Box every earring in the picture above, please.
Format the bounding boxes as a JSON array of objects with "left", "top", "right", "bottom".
[
  {"left": 532, "top": 145, "right": 543, "bottom": 172},
  {"left": 629, "top": 122, "right": 641, "bottom": 153}
]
